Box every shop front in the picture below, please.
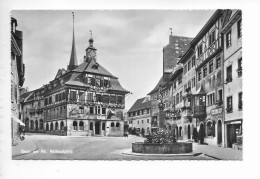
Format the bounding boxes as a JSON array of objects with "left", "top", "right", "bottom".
[{"left": 225, "top": 119, "right": 242, "bottom": 150}]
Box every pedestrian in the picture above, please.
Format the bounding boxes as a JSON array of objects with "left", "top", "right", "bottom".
[
  {"left": 22, "top": 126, "right": 25, "bottom": 135},
  {"left": 126, "top": 131, "right": 129, "bottom": 137}
]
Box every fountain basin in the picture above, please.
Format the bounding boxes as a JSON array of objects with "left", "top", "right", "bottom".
[{"left": 132, "top": 142, "right": 192, "bottom": 154}]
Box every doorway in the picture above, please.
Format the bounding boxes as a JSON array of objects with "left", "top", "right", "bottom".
[
  {"left": 217, "top": 120, "right": 222, "bottom": 145},
  {"left": 95, "top": 122, "right": 101, "bottom": 135}
]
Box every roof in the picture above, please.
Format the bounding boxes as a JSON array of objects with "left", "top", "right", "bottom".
[
  {"left": 190, "top": 10, "right": 224, "bottom": 47},
  {"left": 73, "top": 59, "right": 116, "bottom": 78},
  {"left": 128, "top": 97, "right": 151, "bottom": 113},
  {"left": 147, "top": 76, "right": 168, "bottom": 95},
  {"left": 194, "top": 86, "right": 206, "bottom": 95},
  {"left": 109, "top": 78, "right": 129, "bottom": 93},
  {"left": 20, "top": 91, "right": 33, "bottom": 102}
]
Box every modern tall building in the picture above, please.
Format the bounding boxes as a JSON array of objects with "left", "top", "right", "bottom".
[
  {"left": 20, "top": 14, "right": 129, "bottom": 136},
  {"left": 11, "top": 17, "right": 25, "bottom": 145},
  {"left": 221, "top": 10, "right": 242, "bottom": 149},
  {"left": 148, "top": 35, "right": 192, "bottom": 132}
]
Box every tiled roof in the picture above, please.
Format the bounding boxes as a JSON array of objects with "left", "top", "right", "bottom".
[
  {"left": 73, "top": 60, "right": 116, "bottom": 78},
  {"left": 109, "top": 78, "right": 129, "bottom": 93},
  {"left": 147, "top": 76, "right": 168, "bottom": 95},
  {"left": 128, "top": 97, "right": 151, "bottom": 113},
  {"left": 20, "top": 91, "right": 33, "bottom": 102}
]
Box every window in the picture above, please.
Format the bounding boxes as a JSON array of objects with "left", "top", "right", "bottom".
[
  {"left": 137, "top": 121, "right": 139, "bottom": 125},
  {"left": 60, "top": 121, "right": 64, "bottom": 130},
  {"left": 188, "top": 60, "right": 191, "bottom": 71},
  {"left": 207, "top": 93, "right": 215, "bottom": 106},
  {"left": 73, "top": 121, "right": 77, "bottom": 130},
  {"left": 217, "top": 89, "right": 223, "bottom": 104},
  {"left": 89, "top": 107, "right": 94, "bottom": 114},
  {"left": 197, "top": 43, "right": 203, "bottom": 57},
  {"left": 184, "top": 84, "right": 187, "bottom": 92},
  {"left": 117, "top": 96, "right": 123, "bottom": 103},
  {"left": 237, "top": 58, "right": 242, "bottom": 77},
  {"left": 147, "top": 109, "right": 150, "bottom": 114},
  {"left": 237, "top": 19, "right": 242, "bottom": 38},
  {"left": 192, "top": 77, "right": 196, "bottom": 88},
  {"left": 79, "top": 91, "right": 85, "bottom": 103},
  {"left": 142, "top": 120, "right": 144, "bottom": 124},
  {"left": 95, "top": 106, "right": 101, "bottom": 114},
  {"left": 110, "top": 95, "right": 116, "bottom": 103},
  {"left": 96, "top": 94, "right": 102, "bottom": 102},
  {"left": 209, "top": 60, "right": 213, "bottom": 74},
  {"left": 79, "top": 121, "right": 84, "bottom": 130},
  {"left": 95, "top": 78, "right": 101, "bottom": 87},
  {"left": 102, "top": 108, "right": 106, "bottom": 115},
  {"left": 209, "top": 30, "right": 216, "bottom": 46},
  {"left": 188, "top": 80, "right": 191, "bottom": 89},
  {"left": 184, "top": 64, "right": 187, "bottom": 74},
  {"left": 191, "top": 56, "right": 195, "bottom": 67},
  {"left": 104, "top": 79, "right": 111, "bottom": 88},
  {"left": 226, "top": 30, "right": 232, "bottom": 48},
  {"left": 49, "top": 96, "right": 52, "bottom": 104},
  {"left": 226, "top": 65, "right": 232, "bottom": 83},
  {"left": 198, "top": 70, "right": 202, "bottom": 81},
  {"left": 70, "top": 91, "right": 76, "bottom": 101},
  {"left": 238, "top": 92, "right": 243, "bottom": 110},
  {"left": 87, "top": 93, "right": 93, "bottom": 102},
  {"left": 216, "top": 57, "right": 221, "bottom": 69},
  {"left": 203, "top": 65, "right": 207, "bottom": 77},
  {"left": 147, "top": 119, "right": 149, "bottom": 123},
  {"left": 226, "top": 96, "right": 233, "bottom": 113},
  {"left": 111, "top": 122, "right": 115, "bottom": 127},
  {"left": 102, "top": 95, "right": 109, "bottom": 103},
  {"left": 176, "top": 93, "right": 179, "bottom": 104}
]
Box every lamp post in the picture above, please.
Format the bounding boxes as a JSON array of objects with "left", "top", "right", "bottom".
[{"left": 158, "top": 85, "right": 165, "bottom": 129}]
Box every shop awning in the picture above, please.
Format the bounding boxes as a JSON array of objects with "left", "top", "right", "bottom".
[{"left": 12, "top": 115, "right": 25, "bottom": 126}]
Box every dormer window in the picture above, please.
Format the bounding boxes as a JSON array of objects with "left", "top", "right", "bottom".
[{"left": 92, "top": 63, "right": 99, "bottom": 69}]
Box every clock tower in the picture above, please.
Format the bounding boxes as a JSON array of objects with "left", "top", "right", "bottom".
[{"left": 85, "top": 31, "right": 97, "bottom": 62}]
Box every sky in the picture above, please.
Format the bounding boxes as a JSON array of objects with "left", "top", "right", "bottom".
[{"left": 12, "top": 10, "right": 215, "bottom": 110}]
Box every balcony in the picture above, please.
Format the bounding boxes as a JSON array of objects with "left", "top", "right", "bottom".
[
  {"left": 193, "top": 106, "right": 206, "bottom": 118},
  {"left": 237, "top": 68, "right": 242, "bottom": 77}
]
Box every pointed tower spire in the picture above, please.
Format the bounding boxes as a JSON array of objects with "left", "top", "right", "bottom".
[{"left": 68, "top": 12, "right": 78, "bottom": 70}]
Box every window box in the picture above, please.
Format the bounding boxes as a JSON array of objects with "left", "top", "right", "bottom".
[
  {"left": 237, "top": 67, "right": 242, "bottom": 77},
  {"left": 226, "top": 107, "right": 233, "bottom": 113},
  {"left": 215, "top": 100, "right": 223, "bottom": 107},
  {"left": 226, "top": 77, "right": 232, "bottom": 83}
]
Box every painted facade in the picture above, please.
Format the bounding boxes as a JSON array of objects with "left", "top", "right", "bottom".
[{"left": 20, "top": 17, "right": 129, "bottom": 137}]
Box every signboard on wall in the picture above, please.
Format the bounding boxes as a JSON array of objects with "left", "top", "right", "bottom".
[{"left": 211, "top": 107, "right": 222, "bottom": 115}]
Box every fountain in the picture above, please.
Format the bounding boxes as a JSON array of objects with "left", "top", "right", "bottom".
[{"left": 132, "top": 85, "right": 192, "bottom": 154}]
